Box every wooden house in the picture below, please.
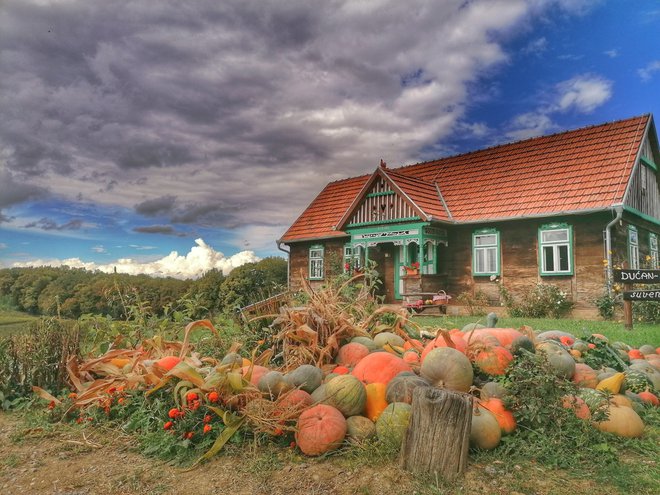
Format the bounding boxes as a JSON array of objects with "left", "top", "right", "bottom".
[{"left": 278, "top": 115, "right": 660, "bottom": 316}]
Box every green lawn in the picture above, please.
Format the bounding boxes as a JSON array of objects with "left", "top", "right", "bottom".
[
  {"left": 412, "top": 314, "right": 659, "bottom": 348},
  {"left": 0, "top": 310, "right": 39, "bottom": 337}
]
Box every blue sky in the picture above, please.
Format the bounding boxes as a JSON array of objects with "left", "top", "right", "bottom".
[{"left": 1, "top": 0, "right": 659, "bottom": 278}]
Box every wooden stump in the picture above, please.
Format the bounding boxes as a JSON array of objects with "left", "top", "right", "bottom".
[{"left": 399, "top": 386, "right": 473, "bottom": 480}]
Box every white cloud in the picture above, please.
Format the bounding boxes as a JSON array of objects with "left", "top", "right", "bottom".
[
  {"left": 603, "top": 49, "right": 618, "bottom": 58},
  {"left": 0, "top": 243, "right": 7, "bottom": 250},
  {"left": 555, "top": 74, "right": 613, "bottom": 113},
  {"left": 91, "top": 245, "right": 106, "bottom": 253},
  {"left": 12, "top": 238, "right": 259, "bottom": 279},
  {"left": 638, "top": 60, "right": 660, "bottom": 82},
  {"left": 129, "top": 244, "right": 157, "bottom": 251},
  {"left": 506, "top": 73, "right": 612, "bottom": 140}
]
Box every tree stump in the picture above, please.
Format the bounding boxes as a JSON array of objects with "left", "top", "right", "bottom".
[{"left": 399, "top": 386, "right": 473, "bottom": 480}]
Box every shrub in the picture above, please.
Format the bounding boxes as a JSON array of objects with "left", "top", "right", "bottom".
[
  {"left": 593, "top": 291, "right": 621, "bottom": 320},
  {"left": 456, "top": 290, "right": 490, "bottom": 316},
  {"left": 499, "top": 283, "right": 573, "bottom": 318}
]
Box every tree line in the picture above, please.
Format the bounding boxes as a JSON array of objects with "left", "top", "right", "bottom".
[{"left": 0, "top": 257, "right": 287, "bottom": 320}]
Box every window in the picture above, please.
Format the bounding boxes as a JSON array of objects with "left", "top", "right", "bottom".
[
  {"left": 539, "top": 224, "right": 572, "bottom": 275},
  {"left": 343, "top": 245, "right": 364, "bottom": 272},
  {"left": 472, "top": 229, "right": 499, "bottom": 276},
  {"left": 309, "top": 245, "right": 324, "bottom": 280},
  {"left": 628, "top": 226, "right": 639, "bottom": 270},
  {"left": 423, "top": 242, "right": 436, "bottom": 275},
  {"left": 650, "top": 233, "right": 659, "bottom": 270}
]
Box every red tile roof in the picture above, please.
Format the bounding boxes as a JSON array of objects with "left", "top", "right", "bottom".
[{"left": 280, "top": 115, "right": 650, "bottom": 242}]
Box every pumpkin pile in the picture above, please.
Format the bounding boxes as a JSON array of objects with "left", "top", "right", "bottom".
[{"left": 33, "top": 279, "right": 659, "bottom": 463}]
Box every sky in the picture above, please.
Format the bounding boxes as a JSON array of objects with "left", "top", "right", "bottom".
[{"left": 1, "top": 0, "right": 659, "bottom": 279}]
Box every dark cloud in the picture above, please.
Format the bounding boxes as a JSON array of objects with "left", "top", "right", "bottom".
[
  {"left": 133, "top": 225, "right": 187, "bottom": 237},
  {"left": 0, "top": 0, "right": 557, "bottom": 236},
  {"left": 0, "top": 170, "right": 48, "bottom": 207},
  {"left": 0, "top": 212, "right": 12, "bottom": 224},
  {"left": 24, "top": 218, "right": 84, "bottom": 231},
  {"left": 134, "top": 195, "right": 177, "bottom": 216}
]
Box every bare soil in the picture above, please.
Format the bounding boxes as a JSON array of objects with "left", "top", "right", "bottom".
[{"left": 0, "top": 412, "right": 643, "bottom": 495}]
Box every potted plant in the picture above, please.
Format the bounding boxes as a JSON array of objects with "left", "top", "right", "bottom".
[{"left": 404, "top": 261, "right": 420, "bottom": 275}]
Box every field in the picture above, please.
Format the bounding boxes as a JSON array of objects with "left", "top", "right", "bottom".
[{"left": 0, "top": 310, "right": 38, "bottom": 337}]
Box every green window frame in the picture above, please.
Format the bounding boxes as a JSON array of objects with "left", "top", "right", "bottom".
[
  {"left": 422, "top": 241, "right": 436, "bottom": 275},
  {"left": 628, "top": 226, "right": 639, "bottom": 270},
  {"left": 650, "top": 233, "right": 658, "bottom": 270},
  {"left": 472, "top": 229, "right": 500, "bottom": 276},
  {"left": 309, "top": 244, "right": 324, "bottom": 280},
  {"left": 538, "top": 224, "right": 573, "bottom": 276}
]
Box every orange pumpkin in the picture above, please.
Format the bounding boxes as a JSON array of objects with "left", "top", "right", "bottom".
[
  {"left": 479, "top": 398, "right": 516, "bottom": 435},
  {"left": 156, "top": 355, "right": 181, "bottom": 371},
  {"left": 240, "top": 365, "right": 270, "bottom": 386},
  {"left": 472, "top": 346, "right": 513, "bottom": 376},
  {"left": 628, "top": 349, "right": 644, "bottom": 360},
  {"left": 572, "top": 363, "right": 599, "bottom": 389},
  {"left": 637, "top": 391, "right": 659, "bottom": 406},
  {"left": 295, "top": 404, "right": 347, "bottom": 456},
  {"left": 336, "top": 342, "right": 370, "bottom": 367},
  {"left": 351, "top": 353, "right": 411, "bottom": 385},
  {"left": 421, "top": 331, "right": 467, "bottom": 361},
  {"left": 275, "top": 389, "right": 313, "bottom": 417},
  {"left": 561, "top": 395, "right": 591, "bottom": 420},
  {"left": 593, "top": 403, "right": 644, "bottom": 437},
  {"left": 364, "top": 383, "right": 388, "bottom": 421}
]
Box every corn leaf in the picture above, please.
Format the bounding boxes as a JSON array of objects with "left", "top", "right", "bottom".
[{"left": 188, "top": 416, "right": 245, "bottom": 468}]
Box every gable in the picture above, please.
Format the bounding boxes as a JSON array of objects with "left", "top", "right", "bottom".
[
  {"left": 337, "top": 169, "right": 427, "bottom": 229},
  {"left": 623, "top": 118, "right": 660, "bottom": 221}
]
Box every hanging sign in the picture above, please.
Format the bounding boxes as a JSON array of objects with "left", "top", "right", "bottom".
[
  {"left": 353, "top": 229, "right": 418, "bottom": 240},
  {"left": 613, "top": 269, "right": 660, "bottom": 284}
]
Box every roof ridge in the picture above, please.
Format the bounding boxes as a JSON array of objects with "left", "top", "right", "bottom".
[{"left": 392, "top": 113, "right": 650, "bottom": 173}]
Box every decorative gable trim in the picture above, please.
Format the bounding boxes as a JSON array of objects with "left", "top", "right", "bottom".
[{"left": 335, "top": 167, "right": 430, "bottom": 231}]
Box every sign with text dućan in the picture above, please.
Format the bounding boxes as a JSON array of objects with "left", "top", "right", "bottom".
[{"left": 613, "top": 269, "right": 660, "bottom": 284}]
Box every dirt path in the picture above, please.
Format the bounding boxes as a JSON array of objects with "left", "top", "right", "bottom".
[{"left": 0, "top": 412, "right": 635, "bottom": 495}]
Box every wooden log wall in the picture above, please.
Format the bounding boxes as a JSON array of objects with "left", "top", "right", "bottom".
[{"left": 288, "top": 239, "right": 347, "bottom": 291}]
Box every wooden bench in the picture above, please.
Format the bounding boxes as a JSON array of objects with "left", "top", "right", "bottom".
[{"left": 401, "top": 291, "right": 451, "bottom": 315}]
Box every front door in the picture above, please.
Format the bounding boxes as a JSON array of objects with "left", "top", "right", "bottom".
[{"left": 394, "top": 245, "right": 404, "bottom": 300}]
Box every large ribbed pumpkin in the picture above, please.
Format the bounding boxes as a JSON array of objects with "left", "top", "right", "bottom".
[
  {"left": 275, "top": 389, "right": 313, "bottom": 417},
  {"left": 482, "top": 328, "right": 525, "bottom": 349},
  {"left": 336, "top": 343, "right": 370, "bottom": 368},
  {"left": 593, "top": 403, "right": 644, "bottom": 437},
  {"left": 470, "top": 405, "right": 501, "bottom": 450},
  {"left": 323, "top": 374, "right": 367, "bottom": 417},
  {"left": 376, "top": 402, "right": 412, "bottom": 448},
  {"left": 295, "top": 404, "right": 347, "bottom": 456},
  {"left": 420, "top": 347, "right": 473, "bottom": 392},
  {"left": 352, "top": 353, "right": 412, "bottom": 385}
]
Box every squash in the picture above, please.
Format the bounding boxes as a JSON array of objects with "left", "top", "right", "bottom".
[
  {"left": 336, "top": 343, "right": 370, "bottom": 368},
  {"left": 560, "top": 395, "right": 591, "bottom": 419},
  {"left": 323, "top": 374, "right": 367, "bottom": 417},
  {"left": 364, "top": 383, "right": 389, "bottom": 421},
  {"left": 572, "top": 363, "right": 599, "bottom": 389},
  {"left": 275, "top": 389, "right": 313, "bottom": 417},
  {"left": 470, "top": 405, "right": 501, "bottom": 450},
  {"left": 510, "top": 336, "right": 535, "bottom": 355},
  {"left": 402, "top": 350, "right": 420, "bottom": 364},
  {"left": 374, "top": 332, "right": 405, "bottom": 348},
  {"left": 421, "top": 347, "right": 473, "bottom": 392},
  {"left": 376, "top": 402, "right": 412, "bottom": 448},
  {"left": 156, "top": 355, "right": 181, "bottom": 371},
  {"left": 638, "top": 344, "right": 656, "bottom": 355},
  {"left": 385, "top": 373, "right": 431, "bottom": 404},
  {"left": 481, "top": 328, "right": 525, "bottom": 349},
  {"left": 240, "top": 365, "right": 270, "bottom": 386},
  {"left": 536, "top": 341, "right": 575, "bottom": 379},
  {"left": 258, "top": 371, "right": 292, "bottom": 399},
  {"left": 479, "top": 398, "right": 516, "bottom": 435},
  {"left": 480, "top": 381, "right": 508, "bottom": 401},
  {"left": 351, "top": 353, "right": 412, "bottom": 385},
  {"left": 220, "top": 352, "right": 243, "bottom": 368},
  {"left": 351, "top": 336, "right": 379, "bottom": 352},
  {"left": 637, "top": 391, "right": 659, "bottom": 406},
  {"left": 295, "top": 404, "right": 347, "bottom": 456},
  {"left": 285, "top": 364, "right": 323, "bottom": 394},
  {"left": 593, "top": 403, "right": 644, "bottom": 438},
  {"left": 421, "top": 331, "right": 467, "bottom": 361},
  {"left": 346, "top": 415, "right": 376, "bottom": 442},
  {"left": 311, "top": 383, "right": 328, "bottom": 403},
  {"left": 596, "top": 372, "right": 625, "bottom": 394}
]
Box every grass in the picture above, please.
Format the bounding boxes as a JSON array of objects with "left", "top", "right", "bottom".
[{"left": 413, "top": 314, "right": 660, "bottom": 347}]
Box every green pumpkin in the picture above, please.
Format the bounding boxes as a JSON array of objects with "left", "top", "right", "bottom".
[
  {"left": 536, "top": 341, "right": 575, "bottom": 379},
  {"left": 346, "top": 415, "right": 376, "bottom": 442},
  {"left": 323, "top": 374, "right": 367, "bottom": 417},
  {"left": 285, "top": 364, "right": 323, "bottom": 394},
  {"left": 376, "top": 402, "right": 412, "bottom": 448}
]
